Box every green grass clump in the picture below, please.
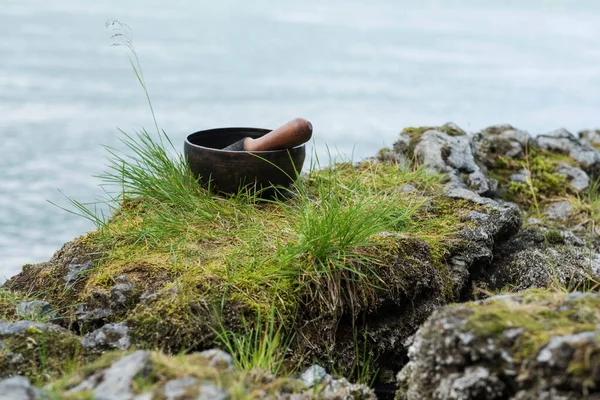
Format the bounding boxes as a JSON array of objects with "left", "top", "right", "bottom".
[{"left": 215, "top": 305, "right": 291, "bottom": 376}]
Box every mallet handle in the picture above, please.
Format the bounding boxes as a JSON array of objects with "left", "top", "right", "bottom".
[{"left": 245, "top": 118, "right": 312, "bottom": 151}]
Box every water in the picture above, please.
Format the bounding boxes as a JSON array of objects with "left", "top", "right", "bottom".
[{"left": 1, "top": 0, "right": 600, "bottom": 281}]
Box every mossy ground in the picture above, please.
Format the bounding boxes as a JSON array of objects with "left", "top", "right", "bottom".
[
  {"left": 85, "top": 161, "right": 469, "bottom": 357},
  {"left": 486, "top": 147, "right": 574, "bottom": 207}
]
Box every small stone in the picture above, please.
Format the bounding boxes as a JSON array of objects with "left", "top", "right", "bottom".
[
  {"left": 196, "top": 383, "right": 229, "bottom": 400},
  {"left": 69, "top": 350, "right": 151, "bottom": 400},
  {"left": 536, "top": 332, "right": 597, "bottom": 367},
  {"left": 16, "top": 301, "right": 56, "bottom": 321},
  {"left": 300, "top": 364, "right": 329, "bottom": 387},
  {"left": 556, "top": 162, "right": 589, "bottom": 192},
  {"left": 544, "top": 201, "right": 572, "bottom": 220},
  {"left": 198, "top": 349, "right": 234, "bottom": 370},
  {"left": 163, "top": 377, "right": 199, "bottom": 399},
  {"left": 399, "top": 184, "right": 417, "bottom": 193},
  {"left": 64, "top": 260, "right": 93, "bottom": 283},
  {"left": 82, "top": 322, "right": 131, "bottom": 351},
  {"left": 509, "top": 169, "right": 528, "bottom": 183},
  {"left": 0, "top": 376, "right": 42, "bottom": 400},
  {"left": 444, "top": 188, "right": 498, "bottom": 206},
  {"left": 0, "top": 320, "right": 67, "bottom": 336}
]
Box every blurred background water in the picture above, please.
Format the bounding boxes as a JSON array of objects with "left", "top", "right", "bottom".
[{"left": 1, "top": 0, "right": 600, "bottom": 281}]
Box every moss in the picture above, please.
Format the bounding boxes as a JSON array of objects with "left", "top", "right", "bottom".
[
  {"left": 488, "top": 146, "right": 575, "bottom": 208},
  {"left": 544, "top": 229, "right": 564, "bottom": 244},
  {"left": 0, "top": 327, "right": 86, "bottom": 384},
  {"left": 465, "top": 290, "right": 600, "bottom": 365}
]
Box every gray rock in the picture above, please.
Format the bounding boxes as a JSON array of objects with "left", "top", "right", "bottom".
[
  {"left": 196, "top": 383, "right": 229, "bottom": 400},
  {"left": 444, "top": 187, "right": 499, "bottom": 206},
  {"left": 536, "top": 332, "right": 597, "bottom": 367},
  {"left": 509, "top": 169, "right": 528, "bottom": 183},
  {"left": 198, "top": 349, "right": 234, "bottom": 369},
  {"left": 535, "top": 128, "right": 600, "bottom": 169},
  {"left": 163, "top": 377, "right": 199, "bottom": 399},
  {"left": 70, "top": 350, "right": 151, "bottom": 400},
  {"left": 393, "top": 125, "right": 496, "bottom": 196},
  {"left": 579, "top": 129, "right": 600, "bottom": 147},
  {"left": 297, "top": 364, "right": 375, "bottom": 399},
  {"left": 472, "top": 227, "right": 600, "bottom": 291},
  {"left": 544, "top": 201, "right": 572, "bottom": 220},
  {"left": 415, "top": 130, "right": 477, "bottom": 171},
  {"left": 65, "top": 260, "right": 93, "bottom": 283},
  {"left": 556, "top": 162, "right": 589, "bottom": 192},
  {"left": 300, "top": 364, "right": 329, "bottom": 387},
  {"left": 75, "top": 306, "right": 113, "bottom": 324},
  {"left": 472, "top": 125, "right": 531, "bottom": 170},
  {"left": 16, "top": 300, "right": 56, "bottom": 321},
  {"left": 435, "top": 367, "right": 505, "bottom": 400},
  {"left": 82, "top": 322, "right": 131, "bottom": 351},
  {"left": 0, "top": 320, "right": 67, "bottom": 336},
  {"left": 397, "top": 292, "right": 600, "bottom": 400},
  {"left": 0, "top": 376, "right": 43, "bottom": 400}
]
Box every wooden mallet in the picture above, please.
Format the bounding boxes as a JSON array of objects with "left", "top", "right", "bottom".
[{"left": 222, "top": 118, "right": 313, "bottom": 152}]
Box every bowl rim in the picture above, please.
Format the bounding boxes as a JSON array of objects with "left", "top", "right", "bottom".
[{"left": 185, "top": 127, "right": 306, "bottom": 154}]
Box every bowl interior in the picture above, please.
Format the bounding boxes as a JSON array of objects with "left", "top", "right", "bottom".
[{"left": 186, "top": 127, "right": 271, "bottom": 151}]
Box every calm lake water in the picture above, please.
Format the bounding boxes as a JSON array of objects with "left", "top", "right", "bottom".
[{"left": 1, "top": 0, "right": 600, "bottom": 281}]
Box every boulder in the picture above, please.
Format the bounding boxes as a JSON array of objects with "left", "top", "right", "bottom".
[
  {"left": 535, "top": 128, "right": 600, "bottom": 170},
  {"left": 397, "top": 291, "right": 600, "bottom": 400},
  {"left": 392, "top": 124, "right": 497, "bottom": 196}
]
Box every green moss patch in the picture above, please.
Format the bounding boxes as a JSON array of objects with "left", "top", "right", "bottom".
[
  {"left": 0, "top": 324, "right": 85, "bottom": 384},
  {"left": 465, "top": 290, "right": 600, "bottom": 365},
  {"left": 487, "top": 147, "right": 575, "bottom": 209}
]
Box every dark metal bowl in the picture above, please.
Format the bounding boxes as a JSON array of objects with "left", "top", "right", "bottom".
[{"left": 184, "top": 127, "right": 306, "bottom": 195}]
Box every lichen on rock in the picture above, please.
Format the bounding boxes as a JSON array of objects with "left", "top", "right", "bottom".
[{"left": 397, "top": 291, "right": 600, "bottom": 400}]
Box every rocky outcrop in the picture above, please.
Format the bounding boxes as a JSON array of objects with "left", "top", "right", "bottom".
[
  {"left": 394, "top": 124, "right": 497, "bottom": 196},
  {"left": 396, "top": 291, "right": 600, "bottom": 400},
  {"left": 2, "top": 122, "right": 600, "bottom": 399}
]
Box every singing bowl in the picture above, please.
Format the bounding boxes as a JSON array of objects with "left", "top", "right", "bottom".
[{"left": 184, "top": 127, "right": 306, "bottom": 195}]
